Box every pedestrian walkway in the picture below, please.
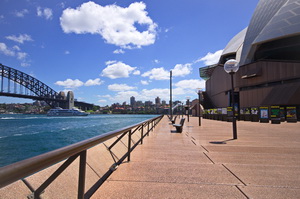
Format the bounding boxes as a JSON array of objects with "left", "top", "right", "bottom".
[{"left": 93, "top": 116, "right": 300, "bottom": 198}]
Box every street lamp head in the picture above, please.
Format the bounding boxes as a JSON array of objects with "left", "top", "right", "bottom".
[{"left": 224, "top": 59, "right": 239, "bottom": 74}]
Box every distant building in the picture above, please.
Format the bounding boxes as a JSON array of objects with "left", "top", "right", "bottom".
[
  {"left": 162, "top": 100, "right": 166, "bottom": 106},
  {"left": 200, "top": 0, "right": 300, "bottom": 118},
  {"left": 130, "top": 96, "right": 136, "bottom": 107},
  {"left": 145, "top": 101, "right": 152, "bottom": 107},
  {"left": 155, "top": 97, "right": 161, "bottom": 106}
]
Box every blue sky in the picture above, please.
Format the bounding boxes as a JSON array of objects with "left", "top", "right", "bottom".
[{"left": 0, "top": 0, "right": 259, "bottom": 106}]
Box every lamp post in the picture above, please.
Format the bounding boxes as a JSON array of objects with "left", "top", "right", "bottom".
[
  {"left": 224, "top": 59, "right": 239, "bottom": 139},
  {"left": 170, "top": 70, "right": 172, "bottom": 121},
  {"left": 186, "top": 97, "right": 190, "bottom": 122},
  {"left": 196, "top": 88, "right": 202, "bottom": 126}
]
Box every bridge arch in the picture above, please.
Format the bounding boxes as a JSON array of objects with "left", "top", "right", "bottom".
[{"left": 0, "top": 63, "right": 94, "bottom": 109}]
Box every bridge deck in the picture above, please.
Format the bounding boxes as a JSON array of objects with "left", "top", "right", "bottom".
[{"left": 93, "top": 116, "right": 300, "bottom": 198}]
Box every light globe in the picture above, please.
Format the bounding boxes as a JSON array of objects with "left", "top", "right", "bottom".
[{"left": 224, "top": 59, "right": 239, "bottom": 73}]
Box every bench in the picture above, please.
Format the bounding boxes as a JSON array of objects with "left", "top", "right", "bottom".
[
  {"left": 173, "top": 118, "right": 185, "bottom": 133},
  {"left": 171, "top": 115, "right": 178, "bottom": 124}
]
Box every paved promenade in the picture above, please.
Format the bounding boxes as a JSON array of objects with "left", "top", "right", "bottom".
[{"left": 93, "top": 116, "right": 300, "bottom": 198}]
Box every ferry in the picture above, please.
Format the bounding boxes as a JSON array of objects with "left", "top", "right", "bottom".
[{"left": 47, "top": 107, "right": 89, "bottom": 117}]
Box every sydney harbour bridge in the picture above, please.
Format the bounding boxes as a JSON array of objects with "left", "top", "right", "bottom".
[{"left": 0, "top": 63, "right": 94, "bottom": 110}]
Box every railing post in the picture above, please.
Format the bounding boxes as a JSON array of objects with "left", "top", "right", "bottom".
[
  {"left": 147, "top": 121, "right": 150, "bottom": 136},
  {"left": 127, "top": 130, "right": 132, "bottom": 162},
  {"left": 152, "top": 120, "right": 154, "bottom": 131},
  {"left": 78, "top": 150, "right": 87, "bottom": 199},
  {"left": 141, "top": 124, "right": 144, "bottom": 145}
]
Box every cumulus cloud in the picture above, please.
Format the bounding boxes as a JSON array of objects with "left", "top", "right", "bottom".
[
  {"left": 172, "top": 63, "right": 192, "bottom": 77},
  {"left": 0, "top": 42, "right": 28, "bottom": 60},
  {"left": 141, "top": 80, "right": 149, "bottom": 85},
  {"left": 133, "top": 70, "right": 140, "bottom": 75},
  {"left": 6, "top": 34, "right": 33, "bottom": 44},
  {"left": 14, "top": 9, "right": 29, "bottom": 17},
  {"left": 108, "top": 83, "right": 137, "bottom": 91},
  {"left": 113, "top": 49, "right": 125, "bottom": 54},
  {"left": 197, "top": 49, "right": 223, "bottom": 65},
  {"left": 142, "top": 63, "right": 192, "bottom": 81},
  {"left": 55, "top": 79, "right": 84, "bottom": 89},
  {"left": 0, "top": 43, "right": 15, "bottom": 56},
  {"left": 55, "top": 78, "right": 103, "bottom": 89},
  {"left": 101, "top": 61, "right": 139, "bottom": 79},
  {"left": 37, "top": 7, "right": 53, "bottom": 20},
  {"left": 84, "top": 78, "right": 103, "bottom": 86},
  {"left": 175, "top": 79, "right": 205, "bottom": 90},
  {"left": 60, "top": 1, "right": 157, "bottom": 49},
  {"left": 142, "top": 67, "right": 169, "bottom": 80}
]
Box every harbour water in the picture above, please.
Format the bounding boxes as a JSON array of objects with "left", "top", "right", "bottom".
[{"left": 0, "top": 114, "right": 157, "bottom": 167}]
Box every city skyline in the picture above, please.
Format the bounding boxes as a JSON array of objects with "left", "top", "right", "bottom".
[{"left": 0, "top": 0, "right": 259, "bottom": 106}]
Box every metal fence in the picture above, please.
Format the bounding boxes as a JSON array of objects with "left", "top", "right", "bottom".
[{"left": 0, "top": 115, "right": 163, "bottom": 199}]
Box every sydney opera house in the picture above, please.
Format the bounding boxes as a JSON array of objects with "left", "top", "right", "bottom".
[{"left": 200, "top": 0, "right": 300, "bottom": 119}]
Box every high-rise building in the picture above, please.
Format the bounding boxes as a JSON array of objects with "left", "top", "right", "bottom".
[
  {"left": 155, "top": 96, "right": 161, "bottom": 106},
  {"left": 130, "top": 96, "right": 136, "bottom": 107}
]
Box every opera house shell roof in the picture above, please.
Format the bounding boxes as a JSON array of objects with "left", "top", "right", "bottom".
[{"left": 219, "top": 0, "right": 300, "bottom": 66}]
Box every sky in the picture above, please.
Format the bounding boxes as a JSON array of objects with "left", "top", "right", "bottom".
[{"left": 0, "top": 0, "right": 259, "bottom": 106}]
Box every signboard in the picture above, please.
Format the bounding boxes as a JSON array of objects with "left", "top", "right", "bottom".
[
  {"left": 260, "top": 107, "right": 269, "bottom": 119},
  {"left": 286, "top": 107, "right": 297, "bottom": 123},
  {"left": 227, "top": 107, "right": 233, "bottom": 117},
  {"left": 251, "top": 107, "right": 258, "bottom": 115},
  {"left": 271, "top": 106, "right": 280, "bottom": 124},
  {"left": 222, "top": 108, "right": 227, "bottom": 115},
  {"left": 271, "top": 106, "right": 280, "bottom": 118},
  {"left": 245, "top": 108, "right": 251, "bottom": 115}
]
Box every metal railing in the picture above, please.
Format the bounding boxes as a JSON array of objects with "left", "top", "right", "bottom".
[{"left": 0, "top": 115, "right": 163, "bottom": 199}]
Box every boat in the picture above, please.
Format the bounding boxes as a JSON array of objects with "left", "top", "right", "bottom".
[{"left": 47, "top": 107, "right": 89, "bottom": 116}]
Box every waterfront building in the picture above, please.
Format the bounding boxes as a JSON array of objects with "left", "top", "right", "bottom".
[{"left": 200, "top": 0, "right": 300, "bottom": 119}]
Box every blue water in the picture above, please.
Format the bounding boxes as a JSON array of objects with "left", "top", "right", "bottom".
[{"left": 0, "top": 114, "right": 157, "bottom": 167}]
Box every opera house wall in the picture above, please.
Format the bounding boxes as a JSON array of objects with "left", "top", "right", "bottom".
[{"left": 202, "top": 0, "right": 300, "bottom": 119}]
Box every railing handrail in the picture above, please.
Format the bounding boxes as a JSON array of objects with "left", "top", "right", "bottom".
[{"left": 0, "top": 115, "right": 163, "bottom": 188}]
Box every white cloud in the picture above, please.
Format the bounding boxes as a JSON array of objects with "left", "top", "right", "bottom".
[
  {"left": 197, "top": 49, "right": 223, "bottom": 65},
  {"left": 101, "top": 61, "right": 137, "bottom": 79},
  {"left": 175, "top": 79, "right": 205, "bottom": 90},
  {"left": 0, "top": 42, "right": 28, "bottom": 60},
  {"left": 84, "top": 78, "right": 103, "bottom": 86},
  {"left": 55, "top": 79, "right": 84, "bottom": 89},
  {"left": 142, "top": 67, "right": 169, "bottom": 80},
  {"left": 60, "top": 1, "right": 157, "bottom": 49},
  {"left": 55, "top": 78, "right": 104, "bottom": 88},
  {"left": 6, "top": 34, "right": 33, "bottom": 44},
  {"left": 64, "top": 50, "right": 70, "bottom": 54},
  {"left": 172, "top": 63, "right": 192, "bottom": 77},
  {"left": 140, "top": 88, "right": 170, "bottom": 100},
  {"left": 142, "top": 63, "right": 192, "bottom": 81},
  {"left": 113, "top": 49, "right": 125, "bottom": 54},
  {"left": 37, "top": 7, "right": 53, "bottom": 20},
  {"left": 133, "top": 70, "right": 140, "bottom": 75},
  {"left": 141, "top": 80, "right": 149, "bottom": 85},
  {"left": 15, "top": 9, "right": 29, "bottom": 17},
  {"left": 17, "top": 52, "right": 27, "bottom": 60},
  {"left": 154, "top": 59, "right": 160, "bottom": 64},
  {"left": 0, "top": 43, "right": 15, "bottom": 56},
  {"left": 113, "top": 91, "right": 139, "bottom": 103},
  {"left": 108, "top": 83, "right": 137, "bottom": 91}
]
